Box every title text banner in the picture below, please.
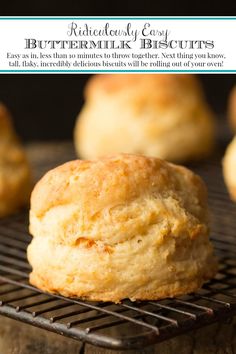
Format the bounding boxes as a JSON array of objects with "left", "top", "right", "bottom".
[{"left": 0, "top": 17, "right": 235, "bottom": 73}]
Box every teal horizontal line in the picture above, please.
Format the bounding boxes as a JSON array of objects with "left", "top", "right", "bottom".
[
  {"left": 0, "top": 17, "right": 236, "bottom": 20},
  {"left": 0, "top": 70, "right": 235, "bottom": 73}
]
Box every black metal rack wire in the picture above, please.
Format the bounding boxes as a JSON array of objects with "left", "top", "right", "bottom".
[{"left": 0, "top": 145, "right": 236, "bottom": 350}]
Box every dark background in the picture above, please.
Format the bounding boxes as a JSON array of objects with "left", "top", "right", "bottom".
[
  {"left": 0, "top": 74, "right": 235, "bottom": 141},
  {"left": 1, "top": 0, "right": 236, "bottom": 16}
]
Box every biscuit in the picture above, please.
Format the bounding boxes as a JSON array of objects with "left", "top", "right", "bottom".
[
  {"left": 74, "top": 74, "right": 215, "bottom": 162},
  {"left": 27, "top": 154, "right": 217, "bottom": 302},
  {"left": 0, "top": 103, "right": 31, "bottom": 217},
  {"left": 228, "top": 86, "right": 236, "bottom": 131},
  {"left": 223, "top": 136, "right": 236, "bottom": 200}
]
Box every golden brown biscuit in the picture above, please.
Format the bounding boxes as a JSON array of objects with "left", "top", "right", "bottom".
[
  {"left": 74, "top": 74, "right": 215, "bottom": 162},
  {"left": 0, "top": 103, "right": 31, "bottom": 217},
  {"left": 228, "top": 86, "right": 236, "bottom": 131},
  {"left": 223, "top": 136, "right": 236, "bottom": 200},
  {"left": 27, "top": 154, "right": 217, "bottom": 302}
]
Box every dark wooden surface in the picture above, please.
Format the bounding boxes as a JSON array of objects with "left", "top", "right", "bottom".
[
  {"left": 1, "top": 315, "right": 236, "bottom": 354},
  {"left": 0, "top": 142, "right": 236, "bottom": 354}
]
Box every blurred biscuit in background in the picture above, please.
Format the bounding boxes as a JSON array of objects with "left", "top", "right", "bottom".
[
  {"left": 228, "top": 85, "right": 236, "bottom": 132},
  {"left": 223, "top": 136, "right": 236, "bottom": 201},
  {"left": 74, "top": 74, "right": 216, "bottom": 162},
  {"left": 0, "top": 103, "right": 31, "bottom": 217},
  {"left": 223, "top": 85, "right": 236, "bottom": 201}
]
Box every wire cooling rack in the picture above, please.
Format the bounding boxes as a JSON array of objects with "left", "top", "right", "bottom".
[{"left": 0, "top": 143, "right": 236, "bottom": 350}]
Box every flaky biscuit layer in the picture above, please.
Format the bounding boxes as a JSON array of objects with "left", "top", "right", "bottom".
[{"left": 28, "top": 154, "right": 217, "bottom": 302}]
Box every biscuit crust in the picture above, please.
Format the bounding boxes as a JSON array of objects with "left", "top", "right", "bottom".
[{"left": 28, "top": 154, "right": 217, "bottom": 302}]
